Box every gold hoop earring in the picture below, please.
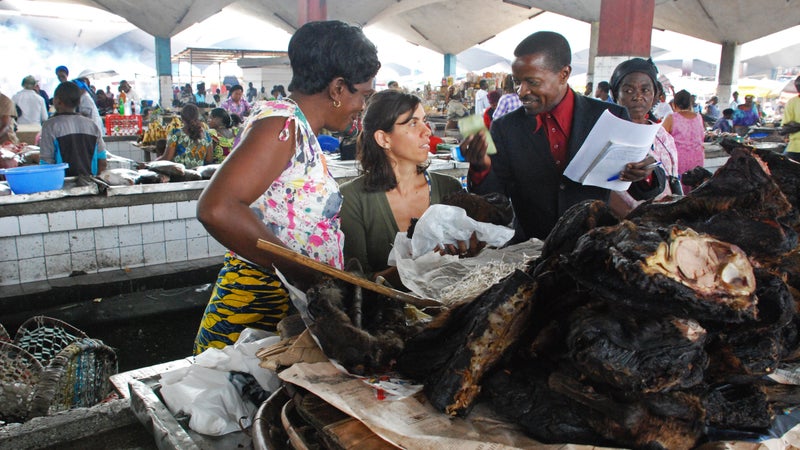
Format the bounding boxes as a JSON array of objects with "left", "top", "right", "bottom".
[{"left": 333, "top": 99, "right": 341, "bottom": 108}]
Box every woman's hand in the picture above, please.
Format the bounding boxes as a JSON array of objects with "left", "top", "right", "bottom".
[{"left": 433, "top": 231, "right": 486, "bottom": 258}]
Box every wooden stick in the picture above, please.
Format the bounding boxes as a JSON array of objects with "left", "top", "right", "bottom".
[{"left": 256, "top": 239, "right": 441, "bottom": 308}]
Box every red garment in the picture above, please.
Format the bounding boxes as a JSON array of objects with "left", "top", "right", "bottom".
[
  {"left": 483, "top": 107, "right": 495, "bottom": 129},
  {"left": 534, "top": 88, "right": 575, "bottom": 172}
]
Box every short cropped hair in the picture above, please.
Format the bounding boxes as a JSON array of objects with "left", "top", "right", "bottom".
[
  {"left": 54, "top": 81, "right": 82, "bottom": 109},
  {"left": 673, "top": 89, "right": 693, "bottom": 110},
  {"left": 288, "top": 20, "right": 381, "bottom": 95},
  {"left": 513, "top": 31, "right": 571, "bottom": 72}
]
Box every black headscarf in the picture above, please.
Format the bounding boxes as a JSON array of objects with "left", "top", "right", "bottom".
[{"left": 609, "top": 58, "right": 659, "bottom": 102}]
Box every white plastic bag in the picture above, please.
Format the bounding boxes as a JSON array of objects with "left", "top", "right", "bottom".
[
  {"left": 159, "top": 328, "right": 282, "bottom": 436},
  {"left": 395, "top": 238, "right": 543, "bottom": 304},
  {"left": 389, "top": 204, "right": 515, "bottom": 262}
]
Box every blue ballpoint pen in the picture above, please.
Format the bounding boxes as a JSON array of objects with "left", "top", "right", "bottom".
[{"left": 607, "top": 161, "right": 662, "bottom": 182}]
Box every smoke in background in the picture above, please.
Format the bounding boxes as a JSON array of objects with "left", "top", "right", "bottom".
[{"left": 0, "top": 22, "right": 158, "bottom": 102}]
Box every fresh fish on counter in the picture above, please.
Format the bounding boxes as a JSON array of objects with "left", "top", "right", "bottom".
[
  {"left": 137, "top": 169, "right": 169, "bottom": 184},
  {"left": 173, "top": 169, "right": 202, "bottom": 181},
  {"left": 196, "top": 164, "right": 220, "bottom": 180},
  {"left": 145, "top": 160, "right": 185, "bottom": 177},
  {"left": 98, "top": 168, "right": 139, "bottom": 186},
  {"left": 0, "top": 183, "right": 11, "bottom": 196}
]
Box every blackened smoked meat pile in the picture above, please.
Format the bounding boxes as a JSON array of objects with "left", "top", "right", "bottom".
[
  {"left": 398, "top": 145, "right": 800, "bottom": 449},
  {"left": 305, "top": 142, "right": 800, "bottom": 449}
]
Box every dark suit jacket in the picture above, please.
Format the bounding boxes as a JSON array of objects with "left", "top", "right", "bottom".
[{"left": 471, "top": 90, "right": 663, "bottom": 241}]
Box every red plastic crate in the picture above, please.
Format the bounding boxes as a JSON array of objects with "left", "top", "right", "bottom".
[{"left": 105, "top": 114, "right": 143, "bottom": 136}]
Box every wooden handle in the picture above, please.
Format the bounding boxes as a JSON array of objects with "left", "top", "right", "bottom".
[{"left": 256, "top": 239, "right": 441, "bottom": 308}]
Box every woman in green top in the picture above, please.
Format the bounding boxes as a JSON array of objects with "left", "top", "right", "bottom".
[
  {"left": 207, "top": 107, "right": 241, "bottom": 163},
  {"left": 340, "top": 90, "right": 464, "bottom": 286}
]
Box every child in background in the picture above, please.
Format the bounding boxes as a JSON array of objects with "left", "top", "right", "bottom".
[
  {"left": 39, "top": 81, "right": 107, "bottom": 176},
  {"left": 712, "top": 108, "right": 734, "bottom": 133}
]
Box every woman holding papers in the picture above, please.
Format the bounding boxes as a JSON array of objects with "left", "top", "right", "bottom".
[{"left": 608, "top": 58, "right": 680, "bottom": 216}]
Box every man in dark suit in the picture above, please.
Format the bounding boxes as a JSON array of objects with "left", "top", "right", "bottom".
[{"left": 462, "top": 31, "right": 664, "bottom": 242}]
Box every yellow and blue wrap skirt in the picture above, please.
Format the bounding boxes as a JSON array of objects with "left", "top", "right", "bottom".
[{"left": 193, "top": 252, "right": 290, "bottom": 355}]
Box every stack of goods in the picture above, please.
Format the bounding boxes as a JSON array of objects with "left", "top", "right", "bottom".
[
  {"left": 396, "top": 143, "right": 800, "bottom": 448},
  {"left": 293, "top": 140, "right": 800, "bottom": 448}
]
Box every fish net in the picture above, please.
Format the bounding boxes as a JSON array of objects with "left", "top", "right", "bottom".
[{"left": 0, "top": 316, "right": 117, "bottom": 422}]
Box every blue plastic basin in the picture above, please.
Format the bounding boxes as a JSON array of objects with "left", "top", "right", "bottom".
[
  {"left": 317, "top": 135, "right": 340, "bottom": 152},
  {"left": 0, "top": 163, "right": 69, "bottom": 194}
]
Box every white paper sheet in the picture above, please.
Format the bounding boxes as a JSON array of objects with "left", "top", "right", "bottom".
[{"left": 563, "top": 110, "right": 662, "bottom": 191}]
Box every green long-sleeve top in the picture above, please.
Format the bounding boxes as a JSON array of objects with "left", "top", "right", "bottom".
[{"left": 339, "top": 171, "right": 463, "bottom": 279}]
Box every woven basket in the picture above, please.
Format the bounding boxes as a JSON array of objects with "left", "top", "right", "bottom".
[
  {"left": 0, "top": 323, "right": 10, "bottom": 343},
  {"left": 0, "top": 316, "right": 117, "bottom": 422},
  {"left": 29, "top": 337, "right": 118, "bottom": 417},
  {"left": 13, "top": 316, "right": 88, "bottom": 365},
  {"left": 0, "top": 341, "right": 43, "bottom": 422}
]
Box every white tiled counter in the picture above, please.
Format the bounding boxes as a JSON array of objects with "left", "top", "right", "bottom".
[
  {"left": 0, "top": 158, "right": 468, "bottom": 287},
  {"left": 0, "top": 181, "right": 225, "bottom": 286}
]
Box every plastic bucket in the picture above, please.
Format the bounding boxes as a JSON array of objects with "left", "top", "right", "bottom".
[{"left": 0, "top": 163, "right": 69, "bottom": 194}]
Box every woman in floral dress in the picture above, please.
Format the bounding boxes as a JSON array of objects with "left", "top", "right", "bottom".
[{"left": 193, "top": 20, "right": 381, "bottom": 354}]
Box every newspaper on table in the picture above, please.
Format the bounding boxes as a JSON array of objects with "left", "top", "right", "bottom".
[
  {"left": 563, "top": 109, "right": 661, "bottom": 191},
  {"left": 280, "top": 361, "right": 599, "bottom": 450}
]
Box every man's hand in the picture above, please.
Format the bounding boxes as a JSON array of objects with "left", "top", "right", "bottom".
[{"left": 460, "top": 131, "right": 491, "bottom": 172}]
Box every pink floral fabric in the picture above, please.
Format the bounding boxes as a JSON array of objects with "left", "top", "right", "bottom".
[{"left": 245, "top": 100, "right": 344, "bottom": 268}]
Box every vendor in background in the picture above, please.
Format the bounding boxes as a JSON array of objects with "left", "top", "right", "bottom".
[
  {"left": 483, "top": 90, "right": 501, "bottom": 128},
  {"left": 156, "top": 103, "right": 212, "bottom": 169},
  {"left": 179, "top": 83, "right": 195, "bottom": 106},
  {"left": 445, "top": 86, "right": 468, "bottom": 130},
  {"left": 40, "top": 81, "right": 107, "bottom": 177},
  {"left": 72, "top": 72, "right": 105, "bottom": 135},
  {"left": 193, "top": 20, "right": 380, "bottom": 354},
  {"left": 207, "top": 107, "right": 240, "bottom": 163},
  {"left": 340, "top": 90, "right": 472, "bottom": 287},
  {"left": 119, "top": 80, "right": 139, "bottom": 110},
  {"left": 732, "top": 94, "right": 761, "bottom": 134},
  {"left": 221, "top": 84, "right": 252, "bottom": 118},
  {"left": 607, "top": 58, "right": 679, "bottom": 217},
  {"left": 0, "top": 89, "right": 18, "bottom": 145},
  {"left": 13, "top": 75, "right": 48, "bottom": 125},
  {"left": 474, "top": 79, "right": 490, "bottom": 115},
  {"left": 493, "top": 73, "right": 523, "bottom": 121},
  {"left": 94, "top": 89, "right": 115, "bottom": 115},
  {"left": 782, "top": 75, "right": 800, "bottom": 163},
  {"left": 712, "top": 108, "right": 734, "bottom": 133},
  {"left": 652, "top": 83, "right": 673, "bottom": 122},
  {"left": 662, "top": 90, "right": 705, "bottom": 194}
]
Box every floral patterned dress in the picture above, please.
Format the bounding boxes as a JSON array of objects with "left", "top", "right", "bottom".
[
  {"left": 194, "top": 99, "right": 344, "bottom": 354},
  {"left": 166, "top": 125, "right": 212, "bottom": 169}
]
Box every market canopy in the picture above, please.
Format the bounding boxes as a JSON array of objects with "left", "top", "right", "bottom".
[{"left": 13, "top": 0, "right": 800, "bottom": 56}]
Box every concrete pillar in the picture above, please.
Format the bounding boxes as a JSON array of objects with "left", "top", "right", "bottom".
[
  {"left": 594, "top": 0, "right": 655, "bottom": 85},
  {"left": 297, "top": 0, "right": 326, "bottom": 26},
  {"left": 155, "top": 36, "right": 172, "bottom": 109},
  {"left": 586, "top": 21, "right": 599, "bottom": 89},
  {"left": 716, "top": 41, "right": 741, "bottom": 107},
  {"left": 444, "top": 53, "right": 457, "bottom": 78}
]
